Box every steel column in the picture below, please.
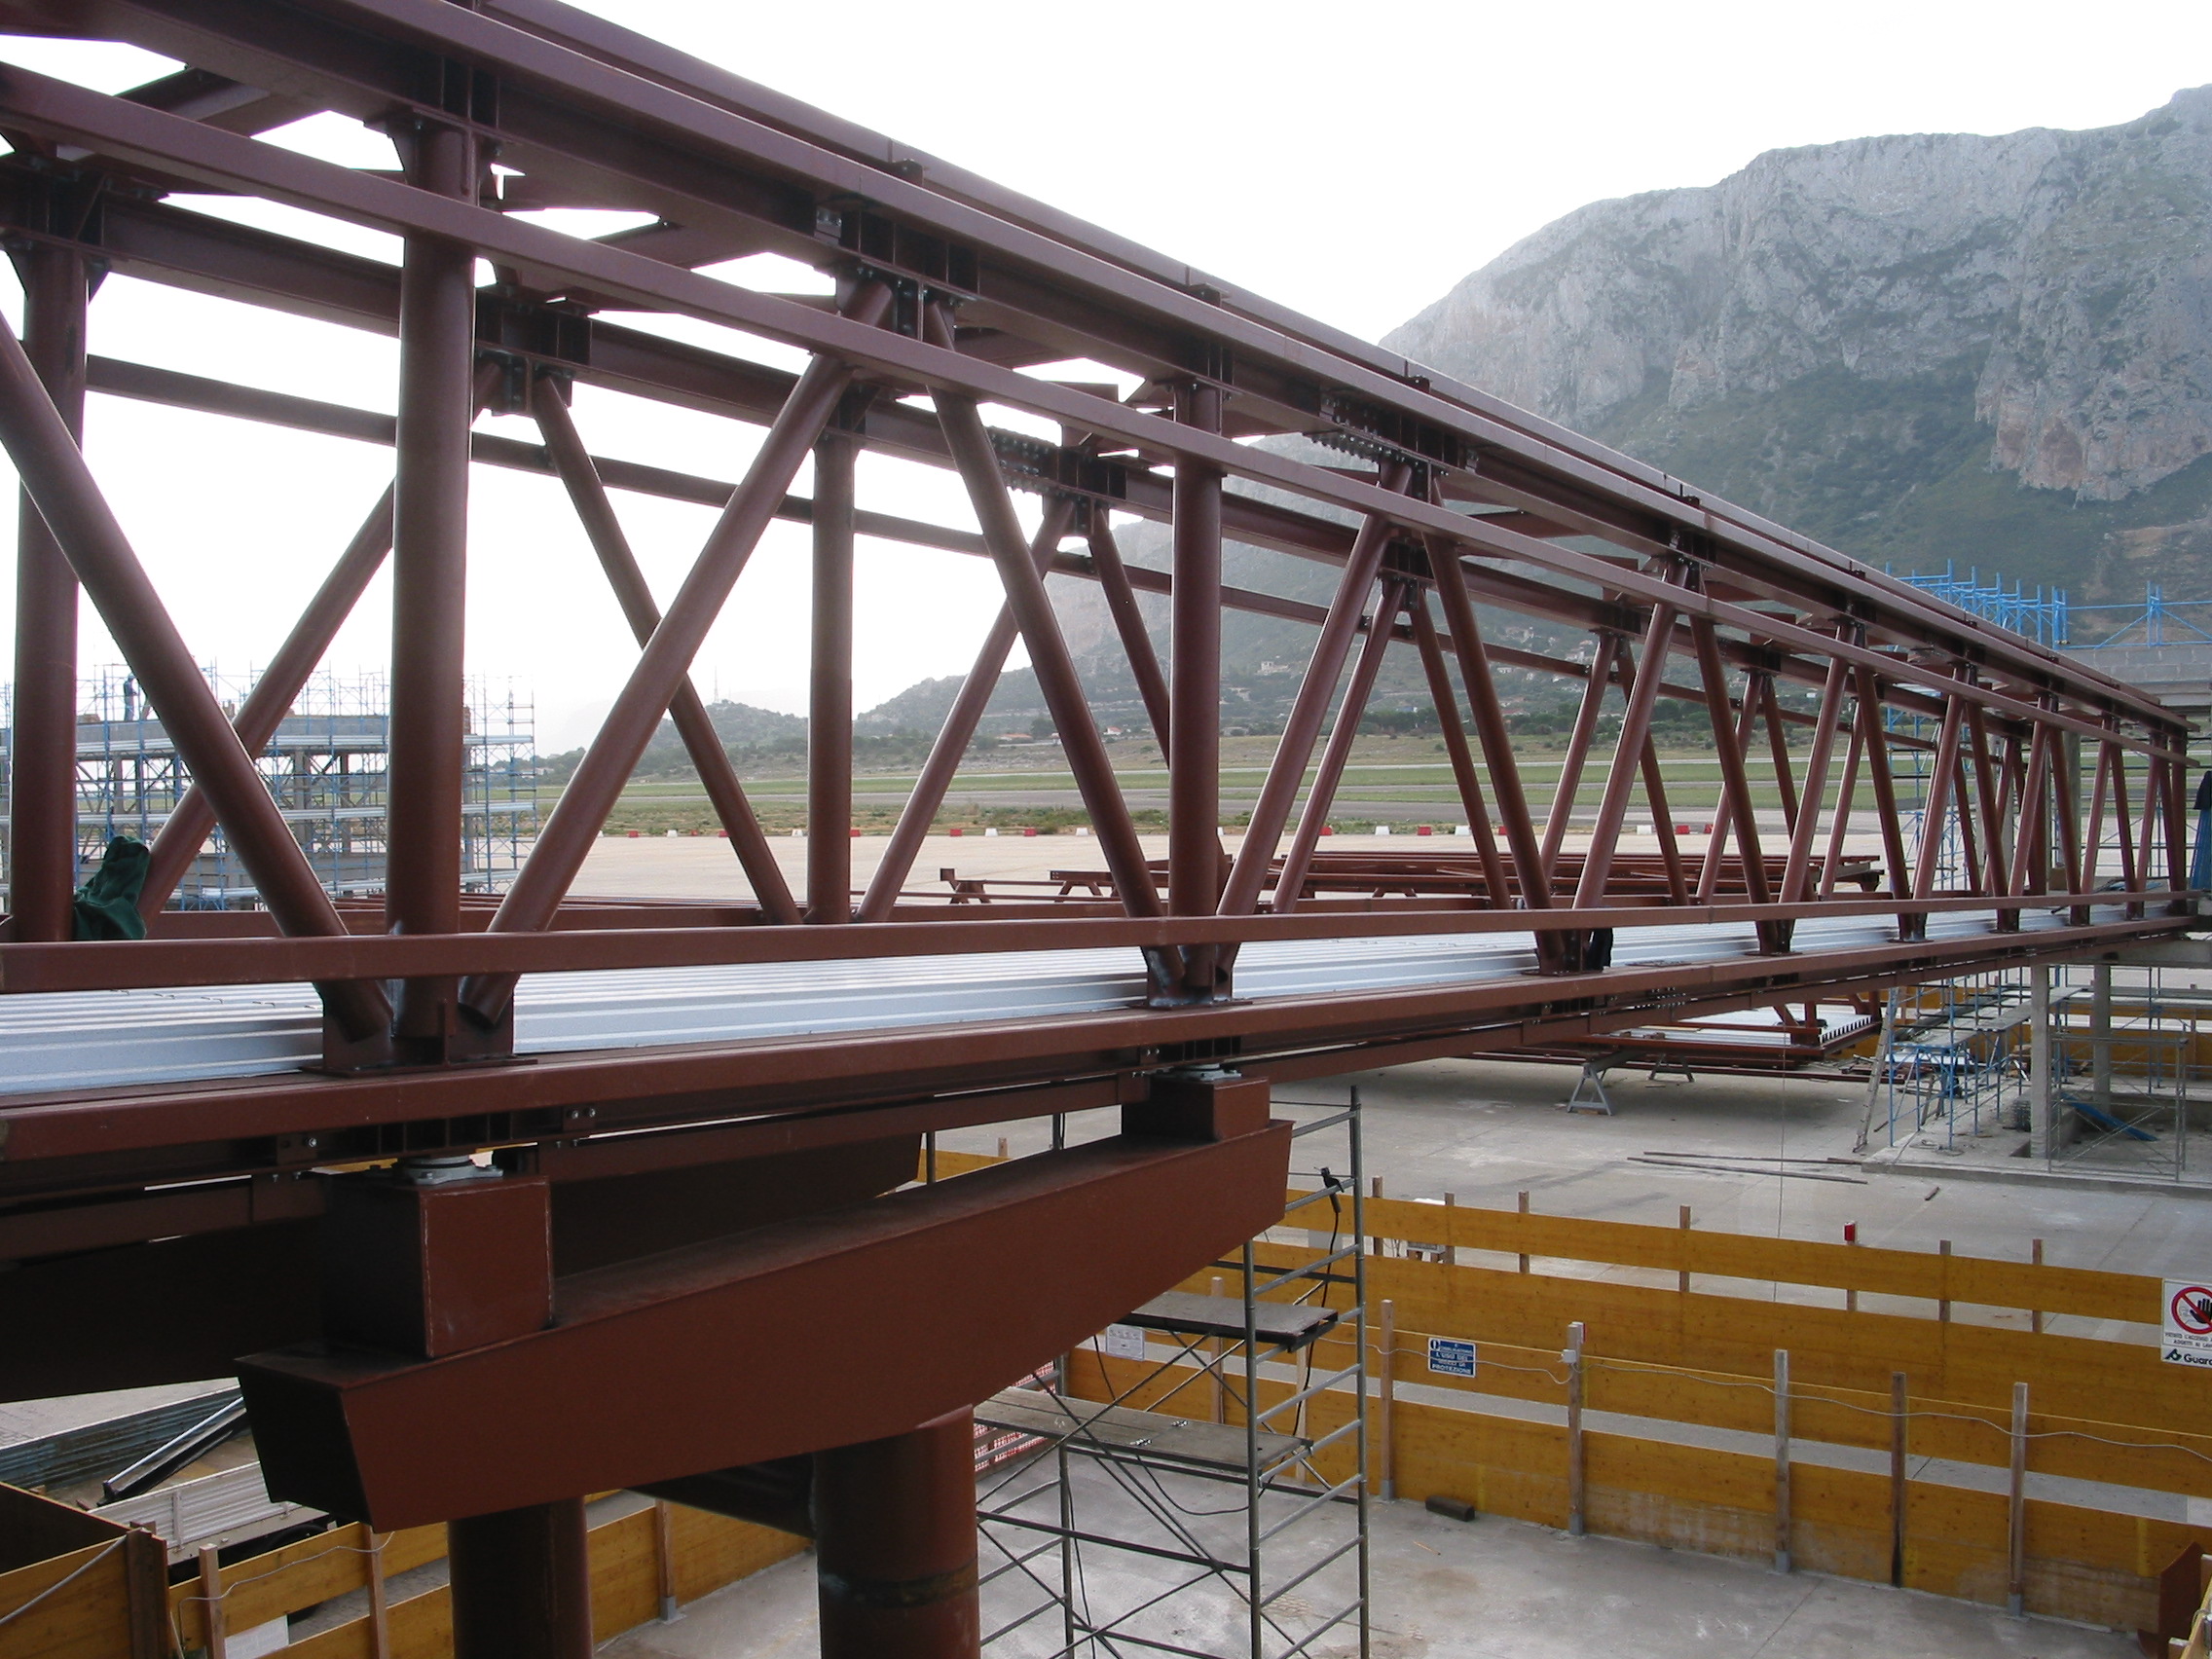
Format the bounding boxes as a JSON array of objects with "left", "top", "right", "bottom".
[
  {"left": 448, "top": 1499, "right": 593, "bottom": 1659},
  {"left": 6, "top": 240, "right": 85, "bottom": 941},
  {"left": 809, "top": 425, "right": 858, "bottom": 923},
  {"left": 813, "top": 1410, "right": 979, "bottom": 1658},
  {"left": 1217, "top": 464, "right": 1408, "bottom": 917},
  {"left": 0, "top": 307, "right": 388, "bottom": 1039},
  {"left": 462, "top": 280, "right": 890, "bottom": 1024},
  {"left": 855, "top": 498, "right": 1077, "bottom": 922},
  {"left": 1169, "top": 382, "right": 1224, "bottom": 993},
  {"left": 531, "top": 377, "right": 799, "bottom": 924},
  {"left": 387, "top": 117, "right": 477, "bottom": 1056},
  {"left": 1086, "top": 514, "right": 1171, "bottom": 750}
]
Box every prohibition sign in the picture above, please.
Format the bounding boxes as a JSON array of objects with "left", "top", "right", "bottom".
[{"left": 2172, "top": 1284, "right": 2212, "bottom": 1338}]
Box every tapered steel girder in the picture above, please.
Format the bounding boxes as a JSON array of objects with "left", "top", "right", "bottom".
[{"left": 239, "top": 1122, "right": 1291, "bottom": 1529}]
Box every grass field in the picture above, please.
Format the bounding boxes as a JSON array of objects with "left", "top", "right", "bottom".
[{"left": 562, "top": 733, "right": 1868, "bottom": 837}]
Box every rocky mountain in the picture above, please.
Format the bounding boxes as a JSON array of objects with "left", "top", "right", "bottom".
[{"left": 1383, "top": 88, "right": 2212, "bottom": 617}]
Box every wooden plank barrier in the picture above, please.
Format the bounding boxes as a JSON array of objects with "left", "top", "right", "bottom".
[
  {"left": 1057, "top": 1186, "right": 2212, "bottom": 1632},
  {"left": 1067, "top": 1338, "right": 2194, "bottom": 1631},
  {"left": 0, "top": 1498, "right": 806, "bottom": 1659},
  {"left": 1346, "top": 1191, "right": 2155, "bottom": 1325},
  {"left": 0, "top": 1539, "right": 145, "bottom": 1659}
]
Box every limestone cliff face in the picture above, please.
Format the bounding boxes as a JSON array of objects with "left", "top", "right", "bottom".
[{"left": 1385, "top": 89, "right": 2212, "bottom": 567}]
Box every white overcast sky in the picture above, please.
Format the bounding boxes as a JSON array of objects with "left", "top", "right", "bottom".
[{"left": 2, "top": 1, "right": 2208, "bottom": 749}]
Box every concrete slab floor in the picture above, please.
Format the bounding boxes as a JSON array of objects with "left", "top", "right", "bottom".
[{"left": 601, "top": 1499, "right": 2136, "bottom": 1658}]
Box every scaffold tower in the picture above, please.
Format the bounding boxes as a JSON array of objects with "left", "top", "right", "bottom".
[{"left": 1, "top": 665, "right": 535, "bottom": 908}]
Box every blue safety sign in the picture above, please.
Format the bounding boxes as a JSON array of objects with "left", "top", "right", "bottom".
[{"left": 1427, "top": 1337, "right": 1477, "bottom": 1378}]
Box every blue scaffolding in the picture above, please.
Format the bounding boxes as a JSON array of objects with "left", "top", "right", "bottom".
[{"left": 1888, "top": 561, "right": 2069, "bottom": 646}]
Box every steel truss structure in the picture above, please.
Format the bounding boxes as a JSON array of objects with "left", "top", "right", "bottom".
[{"left": 0, "top": 5, "right": 2197, "bottom": 1656}]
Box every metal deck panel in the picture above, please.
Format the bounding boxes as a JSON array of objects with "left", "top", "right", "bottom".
[{"left": 0, "top": 906, "right": 2093, "bottom": 1096}]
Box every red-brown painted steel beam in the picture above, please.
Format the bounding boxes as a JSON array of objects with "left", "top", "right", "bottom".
[
  {"left": 1779, "top": 649, "right": 1852, "bottom": 908},
  {"left": 1272, "top": 578, "right": 1411, "bottom": 914},
  {"left": 1407, "top": 593, "right": 1511, "bottom": 906},
  {"left": 808, "top": 423, "right": 857, "bottom": 924},
  {"left": 1216, "top": 465, "right": 1409, "bottom": 919},
  {"left": 1819, "top": 712, "right": 1866, "bottom": 902},
  {"left": 1426, "top": 535, "right": 1552, "bottom": 916},
  {"left": 1907, "top": 682, "right": 1971, "bottom": 939},
  {"left": 1963, "top": 702, "right": 2011, "bottom": 900},
  {"left": 1692, "top": 624, "right": 1777, "bottom": 941},
  {"left": 925, "top": 305, "right": 1157, "bottom": 921},
  {"left": 1085, "top": 514, "right": 1171, "bottom": 749},
  {"left": 530, "top": 377, "right": 800, "bottom": 925},
  {"left": 0, "top": 64, "right": 2172, "bottom": 758},
  {"left": 138, "top": 486, "right": 394, "bottom": 919},
  {"left": 386, "top": 115, "right": 477, "bottom": 1059},
  {"left": 1168, "top": 382, "right": 1224, "bottom": 994},
  {"left": 461, "top": 279, "right": 892, "bottom": 1025},
  {"left": 237, "top": 1123, "right": 1294, "bottom": 1529},
  {"left": 1570, "top": 593, "right": 1679, "bottom": 917},
  {"left": 0, "top": 305, "right": 389, "bottom": 1039},
  {"left": 0, "top": 903, "right": 2186, "bottom": 1193},
  {"left": 854, "top": 497, "right": 1078, "bottom": 922},
  {"left": 5, "top": 235, "right": 85, "bottom": 942},
  {"left": 1539, "top": 634, "right": 1618, "bottom": 889}
]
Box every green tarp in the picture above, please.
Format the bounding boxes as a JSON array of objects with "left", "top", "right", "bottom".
[{"left": 72, "top": 836, "right": 150, "bottom": 940}]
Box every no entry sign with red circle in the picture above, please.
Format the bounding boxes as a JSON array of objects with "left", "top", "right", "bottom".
[{"left": 2163, "top": 1280, "right": 2212, "bottom": 1367}]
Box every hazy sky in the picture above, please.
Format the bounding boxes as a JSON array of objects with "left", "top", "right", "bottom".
[{"left": 2, "top": 3, "right": 2207, "bottom": 748}]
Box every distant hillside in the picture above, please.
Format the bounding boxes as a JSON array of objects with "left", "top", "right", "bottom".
[{"left": 1382, "top": 87, "right": 2212, "bottom": 619}]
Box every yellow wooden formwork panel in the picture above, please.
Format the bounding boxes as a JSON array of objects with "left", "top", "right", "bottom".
[
  {"left": 1354, "top": 1258, "right": 2203, "bottom": 1432},
  {"left": 666, "top": 1507, "right": 807, "bottom": 1607},
  {"left": 0, "top": 1541, "right": 134, "bottom": 1659},
  {"left": 1341, "top": 1196, "right": 2153, "bottom": 1323},
  {"left": 1782, "top": 1462, "right": 1895, "bottom": 1585},
  {"left": 1389, "top": 1398, "right": 1565, "bottom": 1529},
  {"left": 589, "top": 1508, "right": 659, "bottom": 1642}
]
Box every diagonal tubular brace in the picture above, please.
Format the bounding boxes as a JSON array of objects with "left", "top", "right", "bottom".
[
  {"left": 531, "top": 372, "right": 801, "bottom": 925},
  {"left": 0, "top": 303, "right": 391, "bottom": 1040},
  {"left": 924, "top": 302, "right": 1161, "bottom": 925},
  {"left": 461, "top": 279, "right": 893, "bottom": 1028},
  {"left": 137, "top": 361, "right": 506, "bottom": 921},
  {"left": 856, "top": 496, "right": 1078, "bottom": 922}
]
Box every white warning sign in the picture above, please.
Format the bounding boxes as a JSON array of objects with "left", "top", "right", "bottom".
[
  {"left": 2162, "top": 1280, "right": 2212, "bottom": 1367},
  {"left": 1100, "top": 1323, "right": 1148, "bottom": 1360}
]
